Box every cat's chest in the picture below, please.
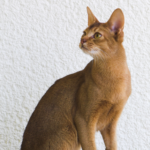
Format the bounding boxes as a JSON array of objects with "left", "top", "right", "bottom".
[
  {"left": 95, "top": 102, "right": 121, "bottom": 131},
  {"left": 87, "top": 78, "right": 127, "bottom": 103}
]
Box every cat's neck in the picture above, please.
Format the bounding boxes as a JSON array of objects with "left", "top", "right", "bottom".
[{"left": 91, "top": 45, "right": 127, "bottom": 81}]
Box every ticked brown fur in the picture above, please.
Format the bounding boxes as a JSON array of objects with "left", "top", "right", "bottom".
[{"left": 21, "top": 7, "right": 131, "bottom": 150}]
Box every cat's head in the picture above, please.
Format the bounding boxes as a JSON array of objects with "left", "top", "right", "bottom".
[{"left": 79, "top": 7, "right": 124, "bottom": 59}]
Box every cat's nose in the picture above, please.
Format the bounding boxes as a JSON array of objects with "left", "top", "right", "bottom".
[{"left": 81, "top": 39, "right": 86, "bottom": 44}]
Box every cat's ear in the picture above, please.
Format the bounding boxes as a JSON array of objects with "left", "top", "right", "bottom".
[
  {"left": 87, "top": 7, "right": 99, "bottom": 26},
  {"left": 107, "top": 8, "right": 124, "bottom": 34}
]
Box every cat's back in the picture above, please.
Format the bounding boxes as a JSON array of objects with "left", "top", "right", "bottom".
[
  {"left": 24, "top": 70, "right": 84, "bottom": 122},
  {"left": 21, "top": 63, "right": 92, "bottom": 150}
]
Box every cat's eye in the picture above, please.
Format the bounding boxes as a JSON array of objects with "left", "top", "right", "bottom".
[
  {"left": 83, "top": 31, "right": 86, "bottom": 36},
  {"left": 94, "top": 32, "right": 102, "bottom": 39}
]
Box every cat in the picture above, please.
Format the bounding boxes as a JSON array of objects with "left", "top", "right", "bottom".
[{"left": 21, "top": 7, "right": 131, "bottom": 150}]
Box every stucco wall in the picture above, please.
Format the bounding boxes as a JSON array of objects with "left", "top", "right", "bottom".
[{"left": 0, "top": 0, "right": 150, "bottom": 149}]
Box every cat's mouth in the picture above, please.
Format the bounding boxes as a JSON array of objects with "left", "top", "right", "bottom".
[
  {"left": 81, "top": 45, "right": 88, "bottom": 51},
  {"left": 81, "top": 45, "right": 98, "bottom": 53},
  {"left": 79, "top": 43, "right": 89, "bottom": 51},
  {"left": 80, "top": 43, "right": 98, "bottom": 55}
]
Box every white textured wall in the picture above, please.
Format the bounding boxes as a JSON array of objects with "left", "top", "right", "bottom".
[{"left": 0, "top": 0, "right": 150, "bottom": 150}]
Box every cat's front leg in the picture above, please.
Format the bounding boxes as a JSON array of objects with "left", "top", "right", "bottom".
[
  {"left": 101, "top": 106, "right": 124, "bottom": 150},
  {"left": 101, "top": 124, "right": 117, "bottom": 150},
  {"left": 75, "top": 113, "right": 97, "bottom": 150}
]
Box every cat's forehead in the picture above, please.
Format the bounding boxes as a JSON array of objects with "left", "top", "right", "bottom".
[
  {"left": 84, "top": 22, "right": 107, "bottom": 35},
  {"left": 89, "top": 22, "right": 100, "bottom": 29}
]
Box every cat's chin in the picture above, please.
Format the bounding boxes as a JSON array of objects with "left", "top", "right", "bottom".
[{"left": 80, "top": 46, "right": 90, "bottom": 54}]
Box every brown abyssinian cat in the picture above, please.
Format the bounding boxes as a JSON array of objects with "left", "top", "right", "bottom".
[{"left": 21, "top": 7, "right": 131, "bottom": 150}]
